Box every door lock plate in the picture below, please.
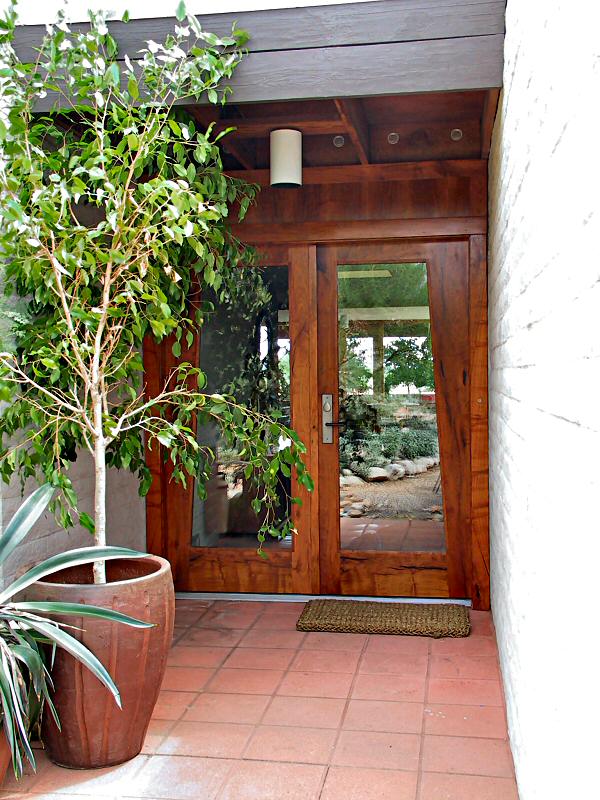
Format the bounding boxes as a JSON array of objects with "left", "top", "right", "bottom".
[{"left": 322, "top": 393, "right": 333, "bottom": 444}]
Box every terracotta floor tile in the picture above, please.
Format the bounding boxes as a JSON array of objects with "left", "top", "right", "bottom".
[
  {"left": 239, "top": 628, "right": 306, "bottom": 649},
  {"left": 263, "top": 695, "right": 346, "bottom": 728},
  {"left": 179, "top": 627, "right": 246, "bottom": 648},
  {"left": 219, "top": 761, "right": 325, "bottom": 800},
  {"left": 142, "top": 719, "right": 175, "bottom": 754},
  {"left": 126, "top": 754, "right": 232, "bottom": 799},
  {"left": 469, "top": 611, "right": 496, "bottom": 637},
  {"left": 301, "top": 631, "right": 367, "bottom": 651},
  {"left": 184, "top": 692, "right": 270, "bottom": 724},
  {"left": 430, "top": 637, "right": 497, "bottom": 657},
  {"left": 424, "top": 704, "right": 508, "bottom": 739},
  {"left": 31, "top": 754, "right": 148, "bottom": 796},
  {"left": 211, "top": 600, "right": 267, "bottom": 612},
  {"left": 151, "top": 690, "right": 198, "bottom": 721},
  {"left": 419, "top": 772, "right": 519, "bottom": 800},
  {"left": 333, "top": 730, "right": 420, "bottom": 771},
  {"left": 197, "top": 608, "right": 262, "bottom": 629},
  {"left": 428, "top": 678, "right": 503, "bottom": 706},
  {"left": 157, "top": 720, "right": 253, "bottom": 758},
  {"left": 251, "top": 612, "right": 302, "bottom": 630},
  {"left": 161, "top": 666, "right": 214, "bottom": 692},
  {"left": 290, "top": 649, "right": 360, "bottom": 673},
  {"left": 277, "top": 670, "right": 353, "bottom": 699},
  {"left": 244, "top": 725, "right": 337, "bottom": 764},
  {"left": 352, "top": 673, "right": 426, "bottom": 703},
  {"left": 366, "top": 635, "right": 430, "bottom": 655},
  {"left": 421, "top": 735, "right": 514, "bottom": 777},
  {"left": 321, "top": 766, "right": 418, "bottom": 800},
  {"left": 167, "top": 646, "right": 231, "bottom": 668},
  {"left": 207, "top": 667, "right": 285, "bottom": 695},
  {"left": 359, "top": 651, "right": 428, "bottom": 677},
  {"left": 430, "top": 654, "right": 499, "bottom": 680},
  {"left": 222, "top": 646, "right": 296, "bottom": 671},
  {"left": 343, "top": 699, "right": 423, "bottom": 734},
  {"left": 175, "top": 607, "right": 210, "bottom": 626}
]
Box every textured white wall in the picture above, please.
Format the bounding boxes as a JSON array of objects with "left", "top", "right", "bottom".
[{"left": 488, "top": 2, "right": 600, "bottom": 799}]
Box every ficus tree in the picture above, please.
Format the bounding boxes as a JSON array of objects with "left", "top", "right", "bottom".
[{"left": 0, "top": 2, "right": 312, "bottom": 582}]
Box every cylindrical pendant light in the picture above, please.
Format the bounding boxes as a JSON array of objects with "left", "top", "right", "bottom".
[{"left": 270, "top": 129, "right": 302, "bottom": 188}]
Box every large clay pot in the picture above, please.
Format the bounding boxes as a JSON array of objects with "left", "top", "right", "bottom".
[
  {"left": 0, "top": 734, "right": 11, "bottom": 785},
  {"left": 25, "top": 556, "right": 174, "bottom": 769}
]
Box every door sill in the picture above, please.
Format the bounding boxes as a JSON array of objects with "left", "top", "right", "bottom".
[{"left": 176, "top": 591, "right": 471, "bottom": 606}]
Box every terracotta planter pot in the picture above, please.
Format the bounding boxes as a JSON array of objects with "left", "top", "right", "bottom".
[
  {"left": 25, "top": 555, "right": 174, "bottom": 769},
  {"left": 0, "top": 733, "right": 11, "bottom": 786}
]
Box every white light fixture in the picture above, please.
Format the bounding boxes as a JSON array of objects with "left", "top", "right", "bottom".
[{"left": 270, "top": 129, "right": 302, "bottom": 188}]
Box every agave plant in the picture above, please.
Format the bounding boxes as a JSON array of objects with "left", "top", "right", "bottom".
[{"left": 0, "top": 484, "right": 152, "bottom": 778}]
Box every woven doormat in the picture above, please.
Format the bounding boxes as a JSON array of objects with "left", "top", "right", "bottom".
[{"left": 296, "top": 599, "right": 470, "bottom": 638}]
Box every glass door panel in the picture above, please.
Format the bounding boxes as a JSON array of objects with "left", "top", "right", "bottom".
[
  {"left": 191, "top": 265, "right": 293, "bottom": 551},
  {"left": 337, "top": 262, "right": 445, "bottom": 554}
]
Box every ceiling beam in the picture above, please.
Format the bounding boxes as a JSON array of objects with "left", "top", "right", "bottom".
[
  {"left": 211, "top": 117, "right": 347, "bottom": 139},
  {"left": 225, "top": 159, "right": 487, "bottom": 186},
  {"left": 480, "top": 88, "right": 500, "bottom": 158},
  {"left": 334, "top": 99, "right": 370, "bottom": 164}
]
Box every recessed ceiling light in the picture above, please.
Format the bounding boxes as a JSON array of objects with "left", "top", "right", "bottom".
[
  {"left": 387, "top": 132, "right": 400, "bottom": 145},
  {"left": 333, "top": 135, "right": 345, "bottom": 148},
  {"left": 450, "top": 128, "right": 463, "bottom": 141},
  {"left": 338, "top": 269, "right": 392, "bottom": 279}
]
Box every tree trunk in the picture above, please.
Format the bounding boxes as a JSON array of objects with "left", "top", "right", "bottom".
[{"left": 92, "top": 392, "right": 107, "bottom": 584}]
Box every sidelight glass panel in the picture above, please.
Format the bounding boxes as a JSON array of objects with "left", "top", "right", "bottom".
[
  {"left": 191, "top": 266, "right": 292, "bottom": 549},
  {"left": 338, "top": 262, "right": 445, "bottom": 553}
]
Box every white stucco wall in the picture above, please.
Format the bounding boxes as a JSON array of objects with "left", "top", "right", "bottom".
[{"left": 488, "top": 3, "right": 600, "bottom": 799}]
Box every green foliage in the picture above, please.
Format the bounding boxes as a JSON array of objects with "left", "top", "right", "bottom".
[
  {"left": 396, "top": 429, "right": 438, "bottom": 460},
  {"left": 0, "top": 486, "right": 150, "bottom": 778},
  {"left": 0, "top": 3, "right": 310, "bottom": 551},
  {"left": 384, "top": 336, "right": 434, "bottom": 393}
]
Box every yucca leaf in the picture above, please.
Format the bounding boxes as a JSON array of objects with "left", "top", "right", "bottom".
[
  {"left": 0, "top": 546, "right": 147, "bottom": 604},
  {"left": 2, "top": 614, "right": 122, "bottom": 708},
  {"left": 0, "top": 484, "right": 54, "bottom": 565},
  {"left": 0, "top": 653, "right": 33, "bottom": 771},
  {"left": 13, "top": 601, "right": 154, "bottom": 628},
  {"left": 10, "top": 644, "right": 46, "bottom": 694}
]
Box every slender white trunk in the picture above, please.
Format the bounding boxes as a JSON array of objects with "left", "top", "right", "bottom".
[{"left": 92, "top": 390, "right": 107, "bottom": 584}]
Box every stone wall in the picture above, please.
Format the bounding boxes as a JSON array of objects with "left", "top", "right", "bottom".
[{"left": 488, "top": 2, "right": 599, "bottom": 798}]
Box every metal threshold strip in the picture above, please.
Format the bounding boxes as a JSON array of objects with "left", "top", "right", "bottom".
[{"left": 176, "top": 592, "right": 471, "bottom": 606}]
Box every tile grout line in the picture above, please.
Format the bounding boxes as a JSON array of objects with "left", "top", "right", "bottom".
[{"left": 415, "top": 627, "right": 434, "bottom": 800}]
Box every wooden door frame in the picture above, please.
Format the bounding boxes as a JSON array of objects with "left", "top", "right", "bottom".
[{"left": 144, "top": 231, "right": 489, "bottom": 609}]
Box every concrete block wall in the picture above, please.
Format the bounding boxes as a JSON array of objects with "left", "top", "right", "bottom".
[
  {"left": 0, "top": 454, "right": 146, "bottom": 586},
  {"left": 488, "top": 2, "right": 599, "bottom": 798}
]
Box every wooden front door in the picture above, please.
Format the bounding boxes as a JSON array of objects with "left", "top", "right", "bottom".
[
  {"left": 316, "top": 240, "right": 476, "bottom": 600},
  {"left": 145, "top": 237, "right": 488, "bottom": 606}
]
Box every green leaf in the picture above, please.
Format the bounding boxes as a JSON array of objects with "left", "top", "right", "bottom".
[
  {"left": 3, "top": 614, "right": 122, "bottom": 708},
  {"left": 12, "top": 601, "right": 154, "bottom": 628},
  {"left": 175, "top": 1, "right": 187, "bottom": 22},
  {"left": 0, "top": 484, "right": 54, "bottom": 565}
]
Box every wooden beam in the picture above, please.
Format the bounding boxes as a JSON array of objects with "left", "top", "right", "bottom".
[
  {"left": 334, "top": 99, "right": 370, "bottom": 164},
  {"left": 222, "top": 36, "right": 504, "bottom": 104},
  {"left": 211, "top": 117, "right": 347, "bottom": 139},
  {"left": 27, "top": 35, "right": 504, "bottom": 112},
  {"left": 232, "top": 217, "right": 487, "bottom": 244},
  {"left": 481, "top": 88, "right": 501, "bottom": 158},
  {"left": 13, "top": 1, "right": 506, "bottom": 61},
  {"left": 226, "top": 159, "right": 487, "bottom": 186}
]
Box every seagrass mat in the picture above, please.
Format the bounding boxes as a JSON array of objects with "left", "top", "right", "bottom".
[{"left": 296, "top": 599, "right": 470, "bottom": 638}]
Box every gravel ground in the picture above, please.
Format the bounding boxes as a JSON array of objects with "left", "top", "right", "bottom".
[{"left": 341, "top": 466, "right": 443, "bottom": 519}]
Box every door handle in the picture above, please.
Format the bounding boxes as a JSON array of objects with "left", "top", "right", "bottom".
[
  {"left": 322, "top": 394, "right": 346, "bottom": 443},
  {"left": 322, "top": 394, "right": 333, "bottom": 444}
]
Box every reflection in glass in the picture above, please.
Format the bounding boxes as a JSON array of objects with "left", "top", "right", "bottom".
[
  {"left": 191, "top": 267, "right": 292, "bottom": 549},
  {"left": 338, "top": 263, "right": 445, "bottom": 553}
]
